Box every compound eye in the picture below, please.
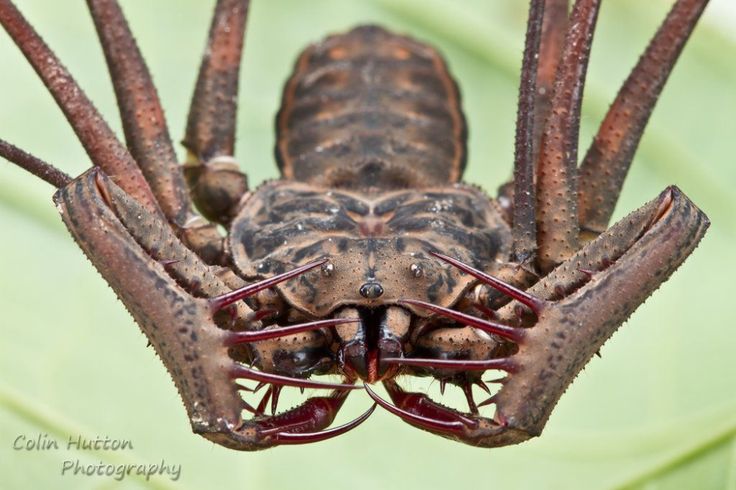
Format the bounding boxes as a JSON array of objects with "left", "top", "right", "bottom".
[{"left": 359, "top": 282, "right": 384, "bottom": 299}]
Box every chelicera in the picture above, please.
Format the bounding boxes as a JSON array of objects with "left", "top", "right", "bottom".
[{"left": 0, "top": 0, "right": 710, "bottom": 449}]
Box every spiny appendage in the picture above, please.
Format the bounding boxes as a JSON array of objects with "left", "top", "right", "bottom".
[
  {"left": 378, "top": 253, "right": 547, "bottom": 434},
  {"left": 208, "top": 259, "right": 372, "bottom": 444}
]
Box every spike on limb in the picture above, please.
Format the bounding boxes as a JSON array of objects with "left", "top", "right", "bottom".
[
  {"left": 230, "top": 364, "right": 360, "bottom": 391},
  {"left": 209, "top": 259, "right": 327, "bottom": 312},
  {"left": 238, "top": 398, "right": 259, "bottom": 414},
  {"left": 399, "top": 299, "right": 526, "bottom": 344},
  {"left": 382, "top": 357, "right": 518, "bottom": 373},
  {"left": 478, "top": 395, "right": 497, "bottom": 408},
  {"left": 225, "top": 318, "right": 359, "bottom": 346},
  {"left": 270, "top": 385, "right": 283, "bottom": 415},
  {"left": 462, "top": 383, "right": 479, "bottom": 414},
  {"left": 475, "top": 380, "right": 492, "bottom": 396},
  {"left": 256, "top": 386, "right": 272, "bottom": 415},
  {"left": 430, "top": 252, "right": 546, "bottom": 314}
]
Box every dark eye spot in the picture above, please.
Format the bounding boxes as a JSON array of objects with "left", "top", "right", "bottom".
[{"left": 359, "top": 282, "right": 384, "bottom": 299}]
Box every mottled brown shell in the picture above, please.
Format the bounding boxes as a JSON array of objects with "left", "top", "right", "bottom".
[
  {"left": 225, "top": 24, "right": 504, "bottom": 318},
  {"left": 229, "top": 181, "right": 510, "bottom": 317}
]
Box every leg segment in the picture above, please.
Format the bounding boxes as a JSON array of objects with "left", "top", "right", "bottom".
[
  {"left": 86, "top": 0, "right": 226, "bottom": 264},
  {"left": 533, "top": 0, "right": 568, "bottom": 163},
  {"left": 86, "top": 0, "right": 191, "bottom": 226},
  {"left": 499, "top": 0, "right": 568, "bottom": 258},
  {"left": 183, "top": 0, "right": 250, "bottom": 225},
  {"left": 0, "top": 139, "right": 71, "bottom": 188},
  {"left": 54, "top": 170, "right": 368, "bottom": 449},
  {"left": 535, "top": 0, "right": 600, "bottom": 273},
  {"left": 0, "top": 0, "right": 159, "bottom": 214},
  {"left": 387, "top": 188, "right": 707, "bottom": 446},
  {"left": 510, "top": 0, "right": 545, "bottom": 265},
  {"left": 577, "top": 0, "right": 710, "bottom": 237}
]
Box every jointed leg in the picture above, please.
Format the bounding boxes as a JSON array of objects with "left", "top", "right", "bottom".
[
  {"left": 183, "top": 0, "right": 250, "bottom": 225},
  {"left": 87, "top": 0, "right": 191, "bottom": 226},
  {"left": 0, "top": 0, "right": 160, "bottom": 214},
  {"left": 1, "top": 0, "right": 377, "bottom": 449},
  {"left": 510, "top": 0, "right": 544, "bottom": 265},
  {"left": 86, "top": 0, "right": 225, "bottom": 263},
  {"left": 0, "top": 139, "right": 71, "bottom": 188},
  {"left": 532, "top": 0, "right": 568, "bottom": 160},
  {"left": 535, "top": 0, "right": 600, "bottom": 273},
  {"left": 577, "top": 0, "right": 710, "bottom": 237},
  {"left": 509, "top": 0, "right": 570, "bottom": 267}
]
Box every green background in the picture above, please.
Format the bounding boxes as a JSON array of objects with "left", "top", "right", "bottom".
[{"left": 1, "top": 1, "right": 735, "bottom": 489}]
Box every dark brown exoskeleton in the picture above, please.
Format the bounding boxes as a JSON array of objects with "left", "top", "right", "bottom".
[{"left": 0, "top": 0, "right": 710, "bottom": 449}]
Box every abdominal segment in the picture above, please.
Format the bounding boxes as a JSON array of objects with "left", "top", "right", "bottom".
[{"left": 276, "top": 25, "right": 467, "bottom": 189}]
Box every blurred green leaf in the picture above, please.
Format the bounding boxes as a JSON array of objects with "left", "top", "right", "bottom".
[
  {"left": 1, "top": 1, "right": 734, "bottom": 489},
  {"left": 615, "top": 406, "right": 736, "bottom": 490}
]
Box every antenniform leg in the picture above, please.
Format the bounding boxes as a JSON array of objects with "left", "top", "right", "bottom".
[
  {"left": 380, "top": 188, "right": 707, "bottom": 446},
  {"left": 54, "top": 170, "right": 372, "bottom": 450}
]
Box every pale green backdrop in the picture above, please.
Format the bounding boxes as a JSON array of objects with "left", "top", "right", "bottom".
[{"left": 1, "top": 1, "right": 735, "bottom": 489}]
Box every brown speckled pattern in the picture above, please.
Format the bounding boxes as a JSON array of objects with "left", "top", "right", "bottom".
[{"left": 230, "top": 181, "right": 510, "bottom": 317}]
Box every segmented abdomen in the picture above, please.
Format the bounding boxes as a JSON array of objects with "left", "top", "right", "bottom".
[{"left": 276, "top": 25, "right": 466, "bottom": 189}]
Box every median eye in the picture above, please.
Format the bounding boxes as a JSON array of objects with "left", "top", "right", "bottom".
[{"left": 359, "top": 282, "right": 384, "bottom": 298}]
